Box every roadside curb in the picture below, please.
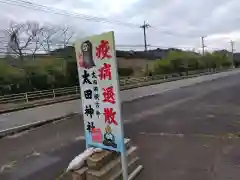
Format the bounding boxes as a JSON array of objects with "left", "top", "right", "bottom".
[
  {"left": 0, "top": 113, "right": 78, "bottom": 139},
  {"left": 0, "top": 95, "right": 80, "bottom": 115},
  {"left": 119, "top": 70, "right": 225, "bottom": 90}
]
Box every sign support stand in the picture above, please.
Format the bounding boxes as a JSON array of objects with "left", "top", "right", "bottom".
[{"left": 121, "top": 143, "right": 128, "bottom": 180}]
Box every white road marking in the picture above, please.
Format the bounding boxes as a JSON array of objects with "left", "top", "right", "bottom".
[
  {"left": 75, "top": 136, "right": 85, "bottom": 141},
  {"left": 139, "top": 132, "right": 185, "bottom": 137},
  {"left": 25, "top": 151, "right": 41, "bottom": 159},
  {"left": 0, "top": 161, "right": 16, "bottom": 173}
]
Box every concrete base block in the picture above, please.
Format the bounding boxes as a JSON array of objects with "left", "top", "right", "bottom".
[
  {"left": 87, "top": 146, "right": 137, "bottom": 180},
  {"left": 71, "top": 138, "right": 143, "bottom": 180},
  {"left": 87, "top": 138, "right": 131, "bottom": 171},
  {"left": 72, "top": 167, "right": 88, "bottom": 180},
  {"left": 87, "top": 150, "right": 117, "bottom": 171}
]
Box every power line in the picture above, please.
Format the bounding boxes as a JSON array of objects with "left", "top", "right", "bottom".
[
  {"left": 0, "top": 0, "right": 141, "bottom": 28},
  {"left": 0, "top": 36, "right": 148, "bottom": 47},
  {"left": 0, "top": 0, "right": 194, "bottom": 38},
  {"left": 2, "top": 0, "right": 238, "bottom": 47},
  {"left": 0, "top": 40, "right": 147, "bottom": 48},
  {"left": 1, "top": 36, "right": 233, "bottom": 52}
]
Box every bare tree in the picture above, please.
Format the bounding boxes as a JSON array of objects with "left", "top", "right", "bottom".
[
  {"left": 0, "top": 36, "right": 7, "bottom": 55},
  {"left": 28, "top": 23, "right": 44, "bottom": 59},
  {"left": 40, "top": 25, "right": 59, "bottom": 54},
  {"left": 7, "top": 21, "right": 42, "bottom": 61},
  {"left": 60, "top": 26, "right": 75, "bottom": 48}
]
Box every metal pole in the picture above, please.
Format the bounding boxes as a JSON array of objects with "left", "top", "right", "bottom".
[
  {"left": 75, "top": 86, "right": 78, "bottom": 94},
  {"left": 143, "top": 21, "right": 147, "bottom": 51},
  {"left": 201, "top": 36, "right": 205, "bottom": 56},
  {"left": 108, "top": 32, "right": 128, "bottom": 180},
  {"left": 53, "top": 89, "right": 56, "bottom": 98},
  {"left": 121, "top": 145, "right": 128, "bottom": 180},
  {"left": 25, "top": 93, "right": 28, "bottom": 102},
  {"left": 230, "top": 40, "right": 235, "bottom": 68},
  {"left": 140, "top": 21, "right": 150, "bottom": 51}
]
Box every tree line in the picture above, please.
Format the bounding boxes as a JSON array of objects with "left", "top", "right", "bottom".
[
  {"left": 152, "top": 50, "right": 233, "bottom": 75},
  {"left": 0, "top": 21, "right": 236, "bottom": 95}
]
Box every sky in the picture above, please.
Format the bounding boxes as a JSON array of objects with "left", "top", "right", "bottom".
[{"left": 0, "top": 0, "right": 240, "bottom": 52}]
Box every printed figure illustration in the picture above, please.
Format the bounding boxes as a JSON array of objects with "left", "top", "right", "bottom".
[
  {"left": 79, "top": 40, "right": 95, "bottom": 69},
  {"left": 103, "top": 125, "right": 117, "bottom": 148}
]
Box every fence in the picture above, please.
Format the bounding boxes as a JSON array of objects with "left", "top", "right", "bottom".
[{"left": 0, "top": 68, "right": 230, "bottom": 105}]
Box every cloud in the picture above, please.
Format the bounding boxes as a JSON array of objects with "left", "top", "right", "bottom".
[{"left": 0, "top": 0, "right": 240, "bottom": 51}]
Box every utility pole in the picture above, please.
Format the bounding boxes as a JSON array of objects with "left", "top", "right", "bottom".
[
  {"left": 230, "top": 40, "right": 235, "bottom": 68},
  {"left": 140, "top": 21, "right": 150, "bottom": 51},
  {"left": 201, "top": 36, "right": 206, "bottom": 56}
]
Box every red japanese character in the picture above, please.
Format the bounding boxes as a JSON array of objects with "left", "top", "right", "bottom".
[
  {"left": 103, "top": 86, "right": 115, "bottom": 104},
  {"left": 104, "top": 108, "right": 118, "bottom": 125},
  {"left": 96, "top": 40, "right": 112, "bottom": 60},
  {"left": 99, "top": 63, "right": 112, "bottom": 80}
]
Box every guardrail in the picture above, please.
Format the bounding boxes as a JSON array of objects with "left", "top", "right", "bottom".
[
  {"left": 0, "top": 86, "right": 81, "bottom": 104},
  {"left": 0, "top": 68, "right": 229, "bottom": 105}
]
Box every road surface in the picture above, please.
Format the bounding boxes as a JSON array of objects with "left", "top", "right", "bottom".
[
  {"left": 0, "top": 69, "right": 240, "bottom": 132},
  {"left": 1, "top": 72, "right": 240, "bottom": 180}
]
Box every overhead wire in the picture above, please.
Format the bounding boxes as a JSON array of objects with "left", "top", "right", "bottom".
[
  {"left": 0, "top": 0, "right": 141, "bottom": 28},
  {"left": 0, "top": 0, "right": 191, "bottom": 37},
  {"left": 0, "top": 37, "right": 149, "bottom": 47},
  {"left": 0, "top": 35, "right": 224, "bottom": 52}
]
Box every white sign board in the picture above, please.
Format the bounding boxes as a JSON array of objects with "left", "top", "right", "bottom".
[{"left": 75, "top": 31, "right": 125, "bottom": 153}]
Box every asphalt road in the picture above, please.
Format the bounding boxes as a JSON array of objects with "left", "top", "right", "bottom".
[
  {"left": 1, "top": 72, "right": 240, "bottom": 180},
  {"left": 1, "top": 69, "right": 240, "bottom": 132}
]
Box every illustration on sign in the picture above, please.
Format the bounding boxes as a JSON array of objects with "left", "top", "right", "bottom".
[
  {"left": 75, "top": 31, "right": 125, "bottom": 152},
  {"left": 103, "top": 125, "right": 117, "bottom": 148},
  {"left": 78, "top": 40, "right": 95, "bottom": 69}
]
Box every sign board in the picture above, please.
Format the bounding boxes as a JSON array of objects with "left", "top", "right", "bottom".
[{"left": 75, "top": 31, "right": 125, "bottom": 153}]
